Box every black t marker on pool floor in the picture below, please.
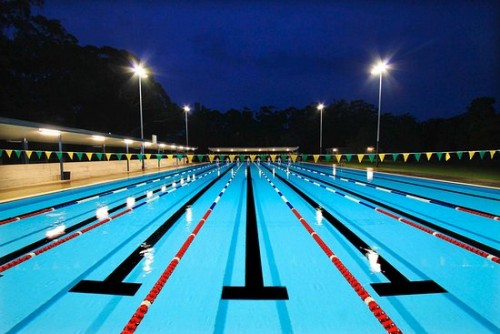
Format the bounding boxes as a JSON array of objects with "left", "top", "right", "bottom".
[{"left": 221, "top": 166, "right": 288, "bottom": 300}]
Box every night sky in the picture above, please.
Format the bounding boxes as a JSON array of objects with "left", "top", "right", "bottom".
[{"left": 40, "top": 1, "right": 499, "bottom": 120}]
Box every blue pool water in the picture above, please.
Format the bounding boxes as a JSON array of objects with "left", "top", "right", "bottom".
[{"left": 0, "top": 162, "right": 498, "bottom": 333}]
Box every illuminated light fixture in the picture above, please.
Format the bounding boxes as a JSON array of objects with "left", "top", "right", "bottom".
[
  {"left": 38, "top": 128, "right": 61, "bottom": 136},
  {"left": 132, "top": 62, "right": 148, "bottom": 78},
  {"left": 159, "top": 143, "right": 166, "bottom": 148},
  {"left": 91, "top": 135, "right": 105, "bottom": 142},
  {"left": 371, "top": 61, "right": 389, "bottom": 75},
  {"left": 123, "top": 139, "right": 134, "bottom": 145},
  {"left": 371, "top": 59, "right": 391, "bottom": 167},
  {"left": 144, "top": 142, "right": 152, "bottom": 147}
]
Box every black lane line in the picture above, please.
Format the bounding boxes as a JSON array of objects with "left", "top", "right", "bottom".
[
  {"left": 0, "top": 164, "right": 210, "bottom": 223},
  {"left": 300, "top": 164, "right": 500, "bottom": 217},
  {"left": 0, "top": 166, "right": 217, "bottom": 266},
  {"left": 221, "top": 165, "right": 288, "bottom": 300},
  {"left": 288, "top": 165, "right": 500, "bottom": 258},
  {"left": 1, "top": 166, "right": 204, "bottom": 263},
  {"left": 264, "top": 164, "right": 446, "bottom": 297},
  {"left": 70, "top": 167, "right": 231, "bottom": 296},
  {"left": 313, "top": 163, "right": 499, "bottom": 202}
]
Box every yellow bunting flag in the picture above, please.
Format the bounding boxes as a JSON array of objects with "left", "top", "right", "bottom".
[
  {"left": 144, "top": 154, "right": 150, "bottom": 160},
  {"left": 250, "top": 155, "right": 257, "bottom": 162},
  {"left": 403, "top": 153, "right": 410, "bottom": 162},
  {"left": 187, "top": 154, "right": 193, "bottom": 163},
  {"left": 167, "top": 154, "right": 173, "bottom": 160},
  {"left": 208, "top": 155, "right": 215, "bottom": 163},
  {"left": 85, "top": 152, "right": 93, "bottom": 161},
  {"left": 67, "top": 152, "right": 74, "bottom": 160},
  {"left": 335, "top": 154, "right": 342, "bottom": 163},
  {"left": 105, "top": 153, "right": 112, "bottom": 161},
  {"left": 357, "top": 154, "right": 364, "bottom": 163},
  {"left": 490, "top": 150, "right": 496, "bottom": 159},
  {"left": 45, "top": 151, "right": 53, "bottom": 159},
  {"left": 468, "top": 151, "right": 476, "bottom": 160},
  {"left": 378, "top": 154, "right": 385, "bottom": 162},
  {"left": 290, "top": 154, "right": 298, "bottom": 163},
  {"left": 126, "top": 153, "right": 133, "bottom": 161},
  {"left": 445, "top": 152, "right": 451, "bottom": 161},
  {"left": 25, "top": 150, "right": 33, "bottom": 159},
  {"left": 313, "top": 155, "right": 320, "bottom": 163},
  {"left": 5, "top": 149, "right": 13, "bottom": 158},
  {"left": 229, "top": 155, "right": 235, "bottom": 162},
  {"left": 426, "top": 152, "right": 433, "bottom": 161}
]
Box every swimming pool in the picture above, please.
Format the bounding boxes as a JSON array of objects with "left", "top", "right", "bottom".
[{"left": 0, "top": 162, "right": 498, "bottom": 333}]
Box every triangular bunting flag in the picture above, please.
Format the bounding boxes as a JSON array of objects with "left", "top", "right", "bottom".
[
  {"left": 25, "top": 150, "right": 33, "bottom": 159},
  {"left": 479, "top": 151, "right": 486, "bottom": 159},
  {"left": 14, "top": 150, "right": 22, "bottom": 159},
  {"left": 208, "top": 155, "right": 215, "bottom": 162},
  {"left": 157, "top": 154, "right": 164, "bottom": 161},
  {"left": 198, "top": 154, "right": 205, "bottom": 162},
  {"left": 36, "top": 151, "right": 43, "bottom": 159},
  {"left": 105, "top": 153, "right": 112, "bottom": 161},
  {"left": 116, "top": 153, "right": 123, "bottom": 160},
  {"left": 186, "top": 154, "right": 193, "bottom": 162},
  {"left": 138, "top": 154, "right": 144, "bottom": 161},
  {"left": 240, "top": 154, "right": 246, "bottom": 162},
  {"left": 345, "top": 154, "right": 352, "bottom": 162},
  {"left": 4, "top": 149, "right": 13, "bottom": 158},
  {"left": 126, "top": 153, "right": 133, "bottom": 161},
  {"left": 313, "top": 155, "right": 320, "bottom": 163},
  {"left": 489, "top": 150, "right": 496, "bottom": 159},
  {"left": 250, "top": 155, "right": 256, "bottom": 162},
  {"left": 85, "top": 152, "right": 93, "bottom": 161},
  {"left": 426, "top": 152, "right": 433, "bottom": 161},
  {"left": 75, "top": 152, "right": 83, "bottom": 160},
  {"left": 379, "top": 154, "right": 385, "bottom": 162},
  {"left": 177, "top": 154, "right": 184, "bottom": 160},
  {"left": 324, "top": 154, "right": 331, "bottom": 162},
  {"left": 229, "top": 155, "right": 235, "bottom": 162},
  {"left": 0, "top": 149, "right": 2, "bottom": 158},
  {"left": 290, "top": 154, "right": 298, "bottom": 163},
  {"left": 392, "top": 153, "right": 399, "bottom": 161},
  {"left": 468, "top": 151, "right": 476, "bottom": 160},
  {"left": 436, "top": 152, "right": 443, "bottom": 161},
  {"left": 55, "top": 152, "right": 63, "bottom": 161},
  {"left": 67, "top": 152, "right": 74, "bottom": 160},
  {"left": 335, "top": 154, "right": 342, "bottom": 163},
  {"left": 302, "top": 154, "right": 308, "bottom": 162},
  {"left": 45, "top": 151, "right": 53, "bottom": 159},
  {"left": 403, "top": 153, "right": 410, "bottom": 162},
  {"left": 167, "top": 154, "right": 174, "bottom": 160},
  {"left": 414, "top": 153, "right": 421, "bottom": 162},
  {"left": 144, "top": 153, "right": 151, "bottom": 160},
  {"left": 367, "top": 154, "right": 375, "bottom": 163},
  {"left": 357, "top": 154, "right": 364, "bottom": 163},
  {"left": 456, "top": 151, "right": 463, "bottom": 160},
  {"left": 281, "top": 154, "right": 287, "bottom": 162},
  {"left": 95, "top": 153, "right": 103, "bottom": 161},
  {"left": 445, "top": 152, "right": 451, "bottom": 161}
]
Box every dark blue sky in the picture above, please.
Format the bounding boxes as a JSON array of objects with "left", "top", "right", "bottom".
[{"left": 41, "top": 1, "right": 499, "bottom": 120}]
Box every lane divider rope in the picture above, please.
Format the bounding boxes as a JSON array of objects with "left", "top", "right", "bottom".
[
  {"left": 0, "top": 164, "right": 211, "bottom": 226},
  {"left": 295, "top": 164, "right": 500, "bottom": 221},
  {"left": 121, "top": 165, "right": 241, "bottom": 334},
  {"left": 281, "top": 165, "right": 500, "bottom": 264},
  {"left": 0, "top": 169, "right": 216, "bottom": 273},
  {"left": 258, "top": 166, "right": 402, "bottom": 334}
]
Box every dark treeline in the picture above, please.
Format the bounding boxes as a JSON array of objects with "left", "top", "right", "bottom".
[{"left": 1, "top": 1, "right": 499, "bottom": 153}]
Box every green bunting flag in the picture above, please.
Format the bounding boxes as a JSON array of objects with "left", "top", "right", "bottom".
[
  {"left": 436, "top": 152, "right": 443, "bottom": 161},
  {"left": 55, "top": 152, "right": 63, "bottom": 161},
  {"left": 156, "top": 154, "right": 163, "bottom": 161},
  {"left": 116, "top": 153, "right": 123, "bottom": 160},
  {"left": 138, "top": 154, "right": 144, "bottom": 161},
  {"left": 75, "top": 152, "right": 83, "bottom": 160},
  {"left": 95, "top": 153, "right": 103, "bottom": 161},
  {"left": 14, "top": 150, "right": 22, "bottom": 159},
  {"left": 177, "top": 154, "right": 183, "bottom": 160},
  {"left": 367, "top": 154, "right": 375, "bottom": 163},
  {"left": 0, "top": 149, "right": 2, "bottom": 158},
  {"left": 198, "top": 154, "right": 205, "bottom": 162},
  {"left": 301, "top": 154, "right": 308, "bottom": 161},
  {"left": 456, "top": 151, "right": 463, "bottom": 160},
  {"left": 35, "top": 151, "right": 43, "bottom": 159},
  {"left": 345, "top": 154, "right": 352, "bottom": 162},
  {"left": 392, "top": 153, "right": 399, "bottom": 161},
  {"left": 324, "top": 154, "right": 331, "bottom": 162},
  {"left": 414, "top": 153, "right": 421, "bottom": 162}
]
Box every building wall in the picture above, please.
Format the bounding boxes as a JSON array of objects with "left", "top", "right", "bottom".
[{"left": 0, "top": 158, "right": 186, "bottom": 190}]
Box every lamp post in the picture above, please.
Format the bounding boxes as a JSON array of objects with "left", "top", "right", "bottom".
[
  {"left": 317, "top": 103, "right": 325, "bottom": 154},
  {"left": 370, "top": 61, "right": 389, "bottom": 167},
  {"left": 183, "top": 105, "right": 190, "bottom": 152},
  {"left": 132, "top": 63, "right": 147, "bottom": 170}
]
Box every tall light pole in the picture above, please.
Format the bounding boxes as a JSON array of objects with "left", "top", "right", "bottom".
[
  {"left": 317, "top": 103, "right": 325, "bottom": 154},
  {"left": 183, "top": 105, "right": 190, "bottom": 152},
  {"left": 371, "top": 61, "right": 389, "bottom": 167},
  {"left": 132, "top": 62, "right": 147, "bottom": 170}
]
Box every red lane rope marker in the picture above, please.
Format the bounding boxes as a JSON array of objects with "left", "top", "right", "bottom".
[
  {"left": 121, "top": 166, "right": 240, "bottom": 334},
  {"left": 0, "top": 171, "right": 214, "bottom": 274},
  {"left": 0, "top": 208, "right": 55, "bottom": 226},
  {"left": 259, "top": 167, "right": 402, "bottom": 334},
  {"left": 282, "top": 165, "right": 500, "bottom": 264}
]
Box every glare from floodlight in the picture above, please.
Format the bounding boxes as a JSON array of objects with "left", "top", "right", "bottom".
[{"left": 371, "top": 61, "right": 389, "bottom": 75}]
